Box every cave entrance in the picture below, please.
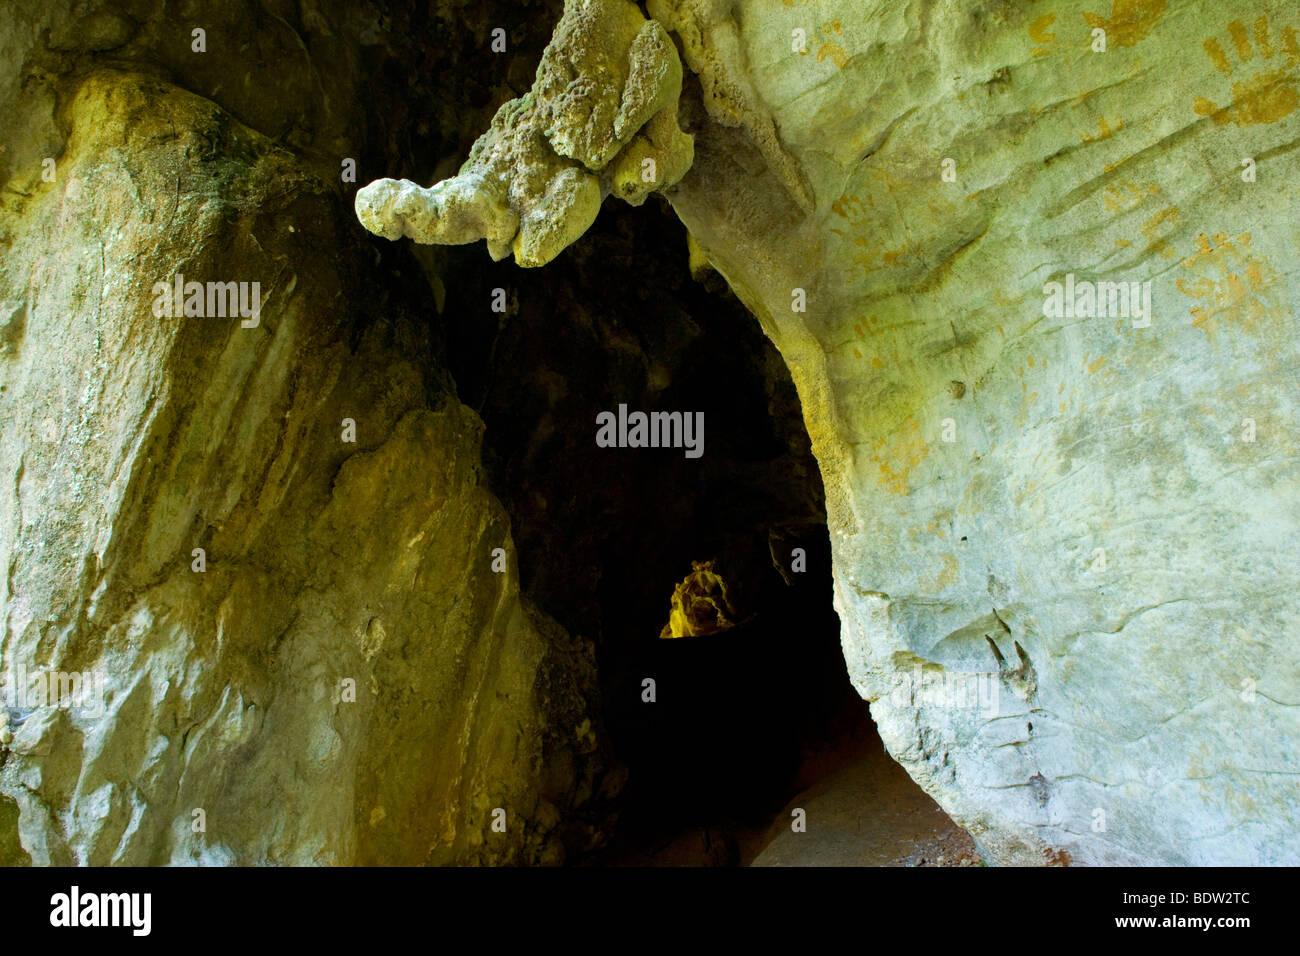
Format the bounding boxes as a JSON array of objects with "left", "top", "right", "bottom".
[{"left": 435, "top": 195, "right": 975, "bottom": 866}]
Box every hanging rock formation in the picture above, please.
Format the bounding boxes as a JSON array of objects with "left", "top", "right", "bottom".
[{"left": 355, "top": 0, "right": 695, "bottom": 265}]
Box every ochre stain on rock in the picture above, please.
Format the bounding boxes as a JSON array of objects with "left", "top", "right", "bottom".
[
  {"left": 871, "top": 419, "right": 929, "bottom": 496},
  {"left": 1029, "top": 13, "right": 1056, "bottom": 58},
  {"left": 1178, "top": 232, "right": 1289, "bottom": 339},
  {"left": 1082, "top": 0, "right": 1169, "bottom": 48},
  {"left": 920, "top": 553, "right": 959, "bottom": 593}
]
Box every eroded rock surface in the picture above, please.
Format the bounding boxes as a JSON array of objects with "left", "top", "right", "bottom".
[
  {"left": 355, "top": 0, "right": 695, "bottom": 266},
  {"left": 658, "top": 561, "right": 739, "bottom": 639}
]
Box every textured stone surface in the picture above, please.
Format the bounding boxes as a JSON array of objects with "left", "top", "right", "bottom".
[
  {"left": 0, "top": 0, "right": 835, "bottom": 868},
  {"left": 659, "top": 561, "right": 739, "bottom": 639},
  {"left": 0, "top": 64, "right": 602, "bottom": 864}
]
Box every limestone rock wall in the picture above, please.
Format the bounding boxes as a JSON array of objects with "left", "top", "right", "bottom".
[{"left": 0, "top": 5, "right": 600, "bottom": 865}]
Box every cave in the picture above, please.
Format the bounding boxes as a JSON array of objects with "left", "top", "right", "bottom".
[
  {"left": 359, "top": 157, "right": 981, "bottom": 865},
  {"left": 354, "top": 8, "right": 925, "bottom": 865},
  {"left": 1, "top": 0, "right": 1296, "bottom": 873},
  {"left": 0, "top": 0, "right": 980, "bottom": 868},
  {"left": 435, "top": 195, "right": 910, "bottom": 865}
]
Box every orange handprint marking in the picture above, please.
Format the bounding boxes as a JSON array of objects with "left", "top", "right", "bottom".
[
  {"left": 830, "top": 193, "right": 870, "bottom": 235},
  {"left": 871, "top": 420, "right": 929, "bottom": 496},
  {"left": 1103, "top": 179, "right": 1160, "bottom": 214},
  {"left": 816, "top": 20, "right": 848, "bottom": 69},
  {"left": 1194, "top": 16, "right": 1300, "bottom": 126},
  {"left": 1176, "top": 232, "right": 1288, "bottom": 340},
  {"left": 1081, "top": 116, "right": 1123, "bottom": 142}
]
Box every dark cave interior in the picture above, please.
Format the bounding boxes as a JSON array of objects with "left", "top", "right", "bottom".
[
  {"left": 430, "top": 198, "right": 877, "bottom": 864},
  {"left": 309, "top": 0, "right": 890, "bottom": 865},
  {"left": 334, "top": 0, "right": 886, "bottom": 862}
]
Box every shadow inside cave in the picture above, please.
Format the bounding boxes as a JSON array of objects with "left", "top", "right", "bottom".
[{"left": 429, "top": 194, "right": 970, "bottom": 866}]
